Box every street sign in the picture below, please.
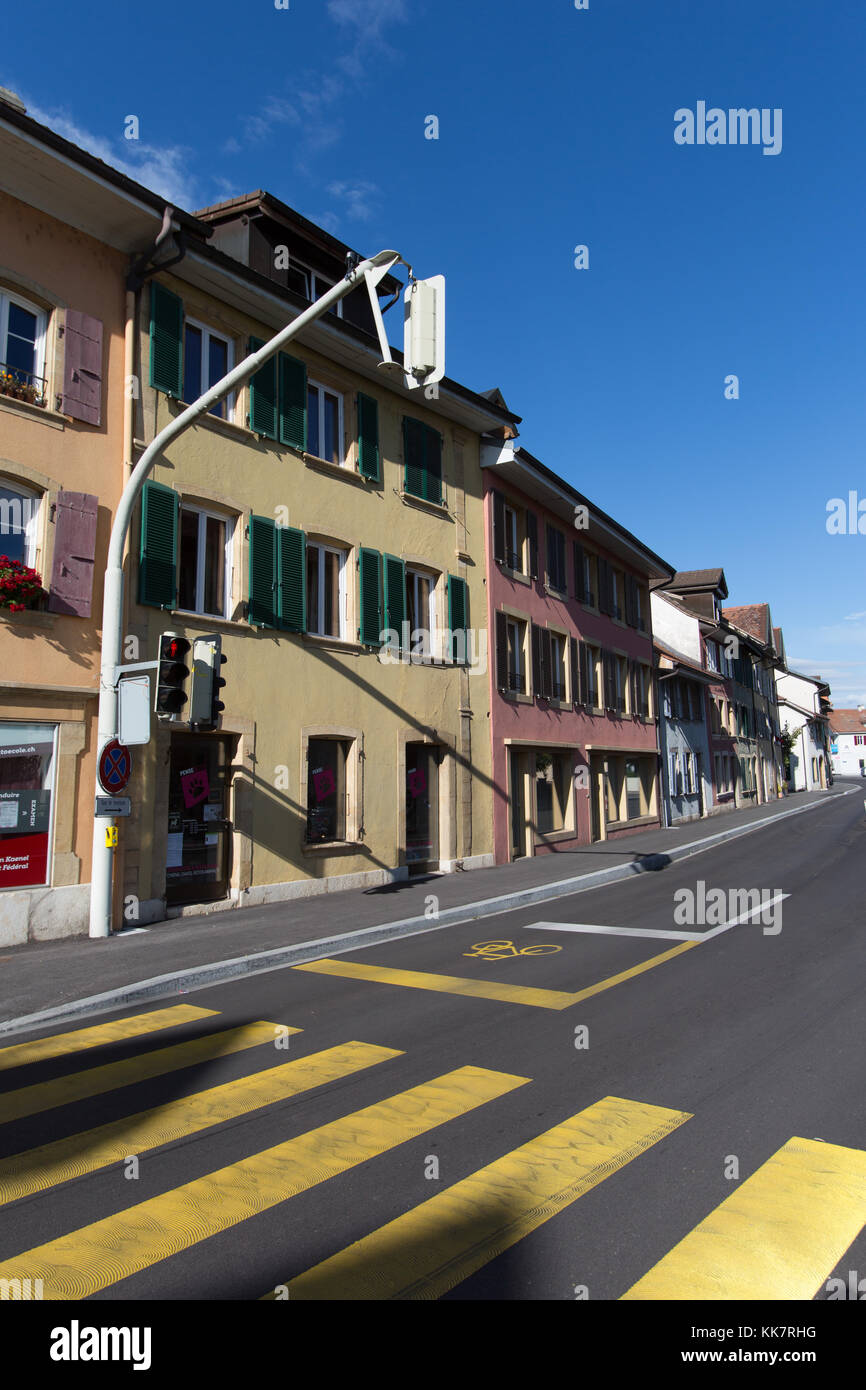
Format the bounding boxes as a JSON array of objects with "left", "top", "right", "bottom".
[
  {"left": 95, "top": 796, "right": 131, "bottom": 818},
  {"left": 98, "top": 739, "right": 132, "bottom": 794},
  {"left": 118, "top": 674, "right": 152, "bottom": 746}
]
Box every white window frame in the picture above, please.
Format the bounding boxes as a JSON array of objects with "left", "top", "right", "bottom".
[
  {"left": 307, "top": 541, "right": 348, "bottom": 639},
  {"left": 176, "top": 503, "right": 234, "bottom": 618},
  {"left": 550, "top": 632, "right": 566, "bottom": 699},
  {"left": 183, "top": 316, "right": 234, "bottom": 419},
  {"left": 586, "top": 644, "right": 600, "bottom": 706},
  {"left": 505, "top": 617, "right": 526, "bottom": 693},
  {"left": 504, "top": 505, "right": 519, "bottom": 569},
  {"left": 0, "top": 289, "right": 48, "bottom": 399},
  {"left": 289, "top": 261, "right": 344, "bottom": 319},
  {"left": 0, "top": 477, "right": 41, "bottom": 569},
  {"left": 307, "top": 378, "right": 345, "bottom": 465},
  {"left": 406, "top": 566, "right": 438, "bottom": 659}
]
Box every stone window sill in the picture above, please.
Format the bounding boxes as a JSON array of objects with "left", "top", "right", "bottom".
[
  {"left": 0, "top": 395, "right": 66, "bottom": 430},
  {"left": 399, "top": 490, "right": 449, "bottom": 518}
]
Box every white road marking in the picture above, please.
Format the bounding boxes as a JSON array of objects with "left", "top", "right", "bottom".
[{"left": 524, "top": 894, "right": 790, "bottom": 943}]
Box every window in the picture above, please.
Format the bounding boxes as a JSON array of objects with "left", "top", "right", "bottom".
[
  {"left": 183, "top": 319, "right": 232, "bottom": 418},
  {"left": 306, "top": 738, "right": 350, "bottom": 843},
  {"left": 610, "top": 569, "right": 622, "bottom": 620},
  {"left": 545, "top": 525, "right": 567, "bottom": 592},
  {"left": 585, "top": 644, "right": 600, "bottom": 706},
  {"left": 286, "top": 262, "right": 344, "bottom": 318},
  {"left": 632, "top": 663, "right": 651, "bottom": 717},
  {"left": 706, "top": 641, "right": 719, "bottom": 673},
  {"left": 406, "top": 568, "right": 437, "bottom": 657},
  {"left": 0, "top": 290, "right": 47, "bottom": 406},
  {"left": 0, "top": 722, "right": 56, "bottom": 889},
  {"left": 177, "top": 505, "right": 233, "bottom": 617},
  {"left": 549, "top": 633, "right": 566, "bottom": 699},
  {"left": 306, "top": 542, "right": 347, "bottom": 638},
  {"left": 504, "top": 504, "right": 520, "bottom": 569},
  {"left": 0, "top": 480, "right": 40, "bottom": 569},
  {"left": 505, "top": 617, "right": 526, "bottom": 693},
  {"left": 684, "top": 751, "right": 695, "bottom": 794},
  {"left": 307, "top": 381, "right": 343, "bottom": 464},
  {"left": 403, "top": 417, "right": 443, "bottom": 504},
  {"left": 671, "top": 750, "right": 683, "bottom": 796},
  {"left": 583, "top": 550, "right": 596, "bottom": 605}
]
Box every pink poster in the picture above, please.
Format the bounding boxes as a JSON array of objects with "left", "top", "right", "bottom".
[{"left": 180, "top": 766, "right": 210, "bottom": 809}]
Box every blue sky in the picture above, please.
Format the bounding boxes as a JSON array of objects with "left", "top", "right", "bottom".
[{"left": 3, "top": 0, "right": 865, "bottom": 703}]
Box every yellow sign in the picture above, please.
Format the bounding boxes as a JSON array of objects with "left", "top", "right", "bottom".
[
  {"left": 464, "top": 939, "right": 562, "bottom": 961},
  {"left": 104, "top": 826, "right": 119, "bottom": 848}
]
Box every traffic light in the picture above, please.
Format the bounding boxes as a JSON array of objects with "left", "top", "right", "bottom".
[
  {"left": 189, "top": 634, "right": 227, "bottom": 729},
  {"left": 155, "top": 632, "right": 191, "bottom": 720}
]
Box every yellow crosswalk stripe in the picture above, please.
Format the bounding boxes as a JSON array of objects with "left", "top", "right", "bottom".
[
  {"left": 621, "top": 1136, "right": 866, "bottom": 1300},
  {"left": 0, "top": 1005, "right": 217, "bottom": 1074},
  {"left": 0, "top": 1020, "right": 300, "bottom": 1126},
  {"left": 295, "top": 944, "right": 697, "bottom": 1012},
  {"left": 0, "top": 1065, "right": 530, "bottom": 1299},
  {"left": 0, "top": 1041, "right": 402, "bottom": 1206},
  {"left": 294, "top": 959, "right": 581, "bottom": 1009},
  {"left": 269, "top": 1095, "right": 692, "bottom": 1300}
]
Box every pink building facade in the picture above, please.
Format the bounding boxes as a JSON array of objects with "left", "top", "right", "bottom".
[{"left": 481, "top": 443, "right": 673, "bottom": 864}]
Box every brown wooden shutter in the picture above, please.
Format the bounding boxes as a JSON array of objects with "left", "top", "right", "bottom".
[
  {"left": 570, "top": 638, "right": 579, "bottom": 706},
  {"left": 62, "top": 311, "right": 103, "bottom": 425},
  {"left": 597, "top": 558, "right": 611, "bottom": 615},
  {"left": 581, "top": 642, "right": 591, "bottom": 706},
  {"left": 540, "top": 629, "right": 552, "bottom": 698},
  {"left": 603, "top": 651, "right": 614, "bottom": 709},
  {"left": 526, "top": 511, "right": 539, "bottom": 579},
  {"left": 574, "top": 541, "right": 586, "bottom": 602},
  {"left": 47, "top": 491, "right": 99, "bottom": 616},
  {"left": 495, "top": 610, "right": 508, "bottom": 691},
  {"left": 492, "top": 491, "right": 506, "bottom": 565}
]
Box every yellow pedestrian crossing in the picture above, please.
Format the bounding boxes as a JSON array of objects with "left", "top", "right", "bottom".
[
  {"left": 0, "top": 1064, "right": 529, "bottom": 1299},
  {"left": 620, "top": 1136, "right": 866, "bottom": 1300},
  {"left": 2, "top": 1001, "right": 865, "bottom": 1302},
  {"left": 0, "top": 1019, "right": 300, "bottom": 1125},
  {"left": 268, "top": 1096, "right": 691, "bottom": 1300},
  {"left": 0, "top": 1005, "right": 217, "bottom": 1073},
  {"left": 0, "top": 1041, "right": 401, "bottom": 1206}
]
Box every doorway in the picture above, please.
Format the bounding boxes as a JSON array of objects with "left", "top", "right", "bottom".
[
  {"left": 166, "top": 734, "right": 232, "bottom": 905},
  {"left": 405, "top": 742, "right": 440, "bottom": 872}
]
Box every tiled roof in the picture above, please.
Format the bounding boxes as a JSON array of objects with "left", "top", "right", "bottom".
[
  {"left": 666, "top": 569, "right": 727, "bottom": 592},
  {"left": 722, "top": 604, "right": 771, "bottom": 644},
  {"left": 829, "top": 709, "right": 866, "bottom": 734}
]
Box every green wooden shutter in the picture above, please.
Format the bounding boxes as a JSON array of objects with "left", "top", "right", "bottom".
[
  {"left": 383, "top": 553, "right": 406, "bottom": 647},
  {"left": 138, "top": 479, "right": 178, "bottom": 608},
  {"left": 359, "top": 548, "right": 383, "bottom": 646},
  {"left": 403, "top": 417, "right": 425, "bottom": 498},
  {"left": 149, "top": 282, "right": 183, "bottom": 398},
  {"left": 448, "top": 574, "right": 469, "bottom": 664},
  {"left": 277, "top": 526, "right": 306, "bottom": 632},
  {"left": 248, "top": 514, "right": 277, "bottom": 628},
  {"left": 279, "top": 353, "right": 307, "bottom": 450},
  {"left": 248, "top": 336, "right": 278, "bottom": 440},
  {"left": 424, "top": 426, "right": 443, "bottom": 504},
  {"left": 357, "top": 392, "right": 380, "bottom": 481}
]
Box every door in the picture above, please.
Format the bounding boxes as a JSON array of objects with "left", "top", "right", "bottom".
[
  {"left": 509, "top": 749, "right": 527, "bottom": 860},
  {"left": 405, "top": 742, "right": 439, "bottom": 872},
  {"left": 590, "top": 756, "right": 603, "bottom": 842},
  {"left": 166, "top": 735, "right": 232, "bottom": 905}
]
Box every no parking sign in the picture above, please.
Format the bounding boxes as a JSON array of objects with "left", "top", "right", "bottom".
[{"left": 98, "top": 739, "right": 132, "bottom": 794}]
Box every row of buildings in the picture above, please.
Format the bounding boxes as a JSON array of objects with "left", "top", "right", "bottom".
[{"left": 0, "top": 92, "right": 836, "bottom": 943}]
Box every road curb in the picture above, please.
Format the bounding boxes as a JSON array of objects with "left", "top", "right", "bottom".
[{"left": 0, "top": 788, "right": 856, "bottom": 1038}]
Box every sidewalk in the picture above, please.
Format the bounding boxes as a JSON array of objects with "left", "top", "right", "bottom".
[{"left": 0, "top": 786, "right": 855, "bottom": 1032}]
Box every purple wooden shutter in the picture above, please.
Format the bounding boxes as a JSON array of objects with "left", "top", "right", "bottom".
[
  {"left": 62, "top": 311, "right": 103, "bottom": 425},
  {"left": 47, "top": 491, "right": 99, "bottom": 616}
]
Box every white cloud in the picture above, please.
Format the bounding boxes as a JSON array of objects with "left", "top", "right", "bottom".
[
  {"left": 327, "top": 180, "right": 379, "bottom": 221},
  {"left": 26, "top": 100, "right": 200, "bottom": 210},
  {"left": 844, "top": 611, "right": 866, "bottom": 622}
]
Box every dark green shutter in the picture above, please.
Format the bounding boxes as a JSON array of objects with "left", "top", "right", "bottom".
[
  {"left": 403, "top": 417, "right": 425, "bottom": 498},
  {"left": 279, "top": 353, "right": 307, "bottom": 450},
  {"left": 248, "top": 514, "right": 277, "bottom": 628},
  {"left": 248, "top": 336, "right": 277, "bottom": 440},
  {"left": 357, "top": 393, "right": 380, "bottom": 481},
  {"left": 149, "top": 282, "right": 183, "bottom": 398},
  {"left": 277, "top": 526, "right": 306, "bottom": 632},
  {"left": 424, "top": 427, "right": 443, "bottom": 504},
  {"left": 383, "top": 553, "right": 406, "bottom": 647},
  {"left": 448, "top": 574, "right": 468, "bottom": 664},
  {"left": 138, "top": 480, "right": 178, "bottom": 608},
  {"left": 359, "top": 548, "right": 383, "bottom": 646}
]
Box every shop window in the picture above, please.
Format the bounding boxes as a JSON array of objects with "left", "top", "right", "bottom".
[
  {"left": 536, "top": 751, "right": 572, "bottom": 835},
  {"left": 0, "top": 722, "right": 56, "bottom": 888},
  {"left": 306, "top": 737, "right": 351, "bottom": 843}
]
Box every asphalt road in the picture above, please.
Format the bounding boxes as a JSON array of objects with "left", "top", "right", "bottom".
[{"left": 1, "top": 787, "right": 864, "bottom": 1304}]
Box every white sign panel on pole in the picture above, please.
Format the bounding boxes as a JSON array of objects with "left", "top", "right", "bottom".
[{"left": 118, "top": 674, "right": 152, "bottom": 746}]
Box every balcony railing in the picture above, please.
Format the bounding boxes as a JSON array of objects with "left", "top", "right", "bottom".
[
  {"left": 0, "top": 364, "right": 46, "bottom": 408},
  {"left": 506, "top": 668, "right": 525, "bottom": 694}
]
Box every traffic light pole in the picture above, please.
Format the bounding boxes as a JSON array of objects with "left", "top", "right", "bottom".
[{"left": 89, "top": 249, "right": 411, "bottom": 939}]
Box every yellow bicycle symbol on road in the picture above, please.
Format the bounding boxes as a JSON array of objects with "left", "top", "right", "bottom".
[{"left": 464, "top": 939, "right": 562, "bottom": 961}]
